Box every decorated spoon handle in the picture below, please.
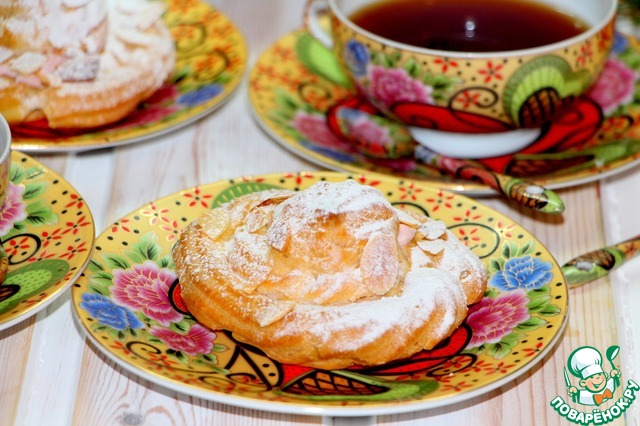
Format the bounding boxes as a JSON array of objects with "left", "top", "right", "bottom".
[
  {"left": 561, "top": 235, "right": 640, "bottom": 287},
  {"left": 415, "top": 146, "right": 565, "bottom": 214}
]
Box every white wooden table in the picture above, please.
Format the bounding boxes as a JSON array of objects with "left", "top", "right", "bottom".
[{"left": 1, "top": 1, "right": 639, "bottom": 425}]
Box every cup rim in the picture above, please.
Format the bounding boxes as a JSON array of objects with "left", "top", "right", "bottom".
[
  {"left": 329, "top": 0, "right": 618, "bottom": 59},
  {"left": 0, "top": 114, "right": 12, "bottom": 164}
]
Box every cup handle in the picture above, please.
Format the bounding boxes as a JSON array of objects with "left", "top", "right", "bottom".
[{"left": 303, "top": 0, "right": 333, "bottom": 48}]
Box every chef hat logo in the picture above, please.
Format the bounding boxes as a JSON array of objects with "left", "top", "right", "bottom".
[{"left": 568, "top": 346, "right": 604, "bottom": 380}]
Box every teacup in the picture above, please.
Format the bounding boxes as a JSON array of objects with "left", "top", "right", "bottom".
[
  {"left": 305, "top": 0, "right": 617, "bottom": 158},
  {"left": 0, "top": 114, "right": 11, "bottom": 209}
]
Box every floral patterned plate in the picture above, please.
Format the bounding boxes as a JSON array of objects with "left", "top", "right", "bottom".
[
  {"left": 0, "top": 152, "right": 95, "bottom": 331},
  {"left": 10, "top": 0, "right": 247, "bottom": 153},
  {"left": 249, "top": 30, "right": 640, "bottom": 194},
  {"left": 71, "top": 171, "right": 567, "bottom": 416}
]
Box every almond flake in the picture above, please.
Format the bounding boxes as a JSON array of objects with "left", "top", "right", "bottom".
[
  {"left": 417, "top": 239, "right": 446, "bottom": 255},
  {"left": 0, "top": 47, "right": 13, "bottom": 64},
  {"left": 361, "top": 232, "right": 398, "bottom": 295},
  {"left": 54, "top": 56, "right": 100, "bottom": 82},
  {"left": 255, "top": 300, "right": 295, "bottom": 327},
  {"left": 9, "top": 52, "right": 47, "bottom": 75},
  {"left": 198, "top": 209, "right": 230, "bottom": 241},
  {"left": 416, "top": 220, "right": 447, "bottom": 241},
  {"left": 396, "top": 209, "right": 421, "bottom": 228}
]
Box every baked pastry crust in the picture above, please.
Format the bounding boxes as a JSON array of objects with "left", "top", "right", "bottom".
[
  {"left": 0, "top": 0, "right": 175, "bottom": 129},
  {"left": 173, "top": 180, "right": 487, "bottom": 369}
]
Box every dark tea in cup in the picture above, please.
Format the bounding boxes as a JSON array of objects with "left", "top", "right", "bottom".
[
  {"left": 304, "top": 0, "right": 616, "bottom": 158},
  {"left": 350, "top": 0, "right": 590, "bottom": 52}
]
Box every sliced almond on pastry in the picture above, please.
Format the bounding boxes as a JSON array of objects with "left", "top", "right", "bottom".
[
  {"left": 198, "top": 209, "right": 230, "bottom": 241},
  {"left": 245, "top": 207, "right": 273, "bottom": 234},
  {"left": 417, "top": 239, "right": 446, "bottom": 255},
  {"left": 396, "top": 209, "right": 421, "bottom": 228},
  {"left": 257, "top": 192, "right": 294, "bottom": 206},
  {"left": 397, "top": 223, "right": 417, "bottom": 246},
  {"left": 416, "top": 220, "right": 447, "bottom": 241},
  {"left": 255, "top": 299, "right": 295, "bottom": 327},
  {"left": 361, "top": 232, "right": 398, "bottom": 295},
  {"left": 0, "top": 47, "right": 14, "bottom": 64},
  {"left": 9, "top": 52, "right": 47, "bottom": 75},
  {"left": 54, "top": 56, "right": 100, "bottom": 82}
]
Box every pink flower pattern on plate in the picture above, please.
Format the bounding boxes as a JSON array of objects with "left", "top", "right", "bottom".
[
  {"left": 108, "top": 85, "right": 181, "bottom": 130},
  {"left": 363, "top": 65, "right": 434, "bottom": 109},
  {"left": 348, "top": 114, "right": 392, "bottom": 146},
  {"left": 148, "top": 323, "right": 216, "bottom": 356},
  {"left": 111, "top": 260, "right": 182, "bottom": 326},
  {"left": 0, "top": 183, "right": 28, "bottom": 235},
  {"left": 588, "top": 58, "right": 639, "bottom": 115},
  {"left": 292, "top": 111, "right": 351, "bottom": 149},
  {"left": 465, "top": 290, "right": 531, "bottom": 348}
]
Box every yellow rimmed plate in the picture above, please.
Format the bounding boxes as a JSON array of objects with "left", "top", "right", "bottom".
[
  {"left": 11, "top": 0, "right": 247, "bottom": 153},
  {"left": 71, "top": 171, "right": 567, "bottom": 416},
  {"left": 0, "top": 152, "right": 95, "bottom": 331}
]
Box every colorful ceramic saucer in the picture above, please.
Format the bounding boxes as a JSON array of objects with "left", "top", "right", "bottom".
[
  {"left": 71, "top": 172, "right": 567, "bottom": 416},
  {"left": 0, "top": 152, "right": 95, "bottom": 331},
  {"left": 10, "top": 0, "right": 247, "bottom": 153},
  {"left": 249, "top": 30, "right": 640, "bottom": 194}
]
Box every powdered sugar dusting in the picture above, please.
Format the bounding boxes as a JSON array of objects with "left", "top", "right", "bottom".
[
  {"left": 435, "top": 229, "right": 487, "bottom": 288},
  {"left": 297, "top": 180, "right": 386, "bottom": 215},
  {"left": 8, "top": 52, "right": 46, "bottom": 74},
  {"left": 226, "top": 231, "right": 271, "bottom": 291},
  {"left": 54, "top": 56, "right": 100, "bottom": 81},
  {"left": 266, "top": 180, "right": 395, "bottom": 250},
  {"left": 1, "top": 0, "right": 107, "bottom": 54},
  {"left": 278, "top": 268, "right": 464, "bottom": 350},
  {"left": 312, "top": 269, "right": 363, "bottom": 303},
  {"left": 0, "top": 47, "right": 13, "bottom": 64},
  {"left": 410, "top": 245, "right": 432, "bottom": 268}
]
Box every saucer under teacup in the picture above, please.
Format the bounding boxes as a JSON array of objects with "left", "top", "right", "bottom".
[{"left": 249, "top": 29, "right": 640, "bottom": 194}]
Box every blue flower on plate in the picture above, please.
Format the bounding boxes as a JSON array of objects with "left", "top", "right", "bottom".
[
  {"left": 178, "top": 84, "right": 224, "bottom": 107},
  {"left": 612, "top": 31, "right": 629, "bottom": 55},
  {"left": 344, "top": 39, "right": 369, "bottom": 78},
  {"left": 490, "top": 255, "right": 553, "bottom": 291},
  {"left": 80, "top": 293, "right": 143, "bottom": 330},
  {"left": 302, "top": 141, "right": 358, "bottom": 163}
]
